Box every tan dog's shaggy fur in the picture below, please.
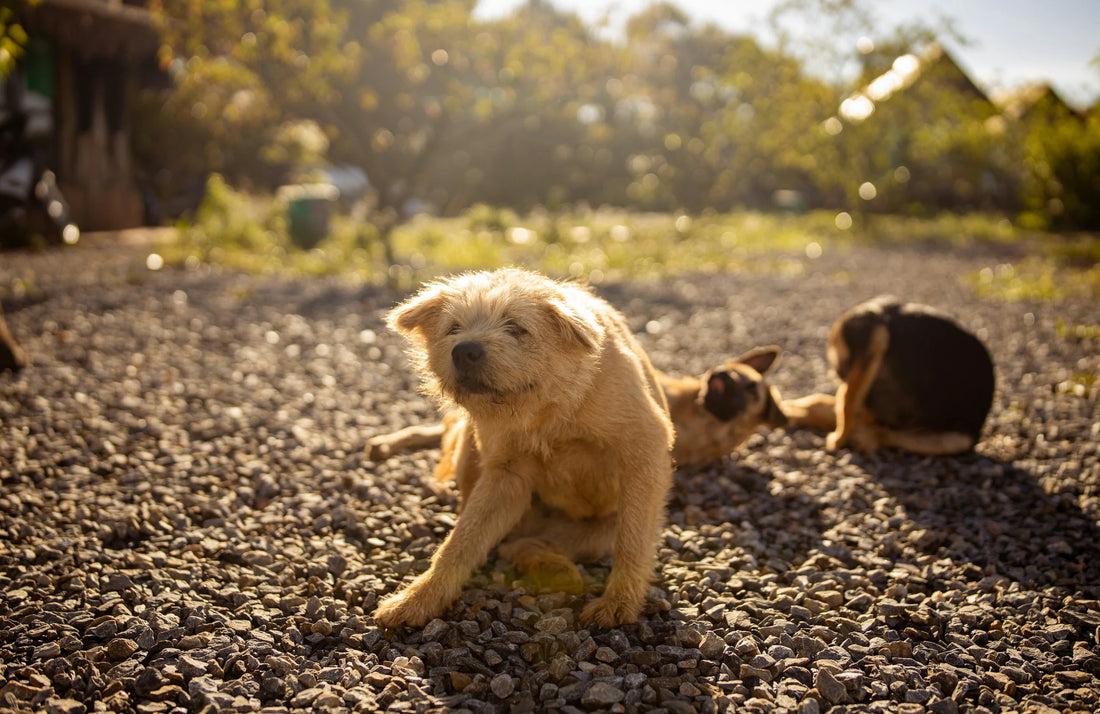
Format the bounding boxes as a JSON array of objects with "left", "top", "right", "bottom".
[{"left": 372, "top": 268, "right": 674, "bottom": 628}]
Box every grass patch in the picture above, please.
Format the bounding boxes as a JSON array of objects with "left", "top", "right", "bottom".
[
  {"left": 160, "top": 178, "right": 1098, "bottom": 297},
  {"left": 967, "top": 255, "right": 1100, "bottom": 303},
  {"left": 1057, "top": 372, "right": 1097, "bottom": 398},
  {"left": 1056, "top": 318, "right": 1100, "bottom": 342}
]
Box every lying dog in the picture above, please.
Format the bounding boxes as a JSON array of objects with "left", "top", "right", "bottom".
[
  {"left": 663, "top": 346, "right": 788, "bottom": 467},
  {"left": 367, "top": 345, "right": 788, "bottom": 471},
  {"left": 783, "top": 295, "right": 995, "bottom": 455},
  {"left": 372, "top": 268, "right": 675, "bottom": 628}
]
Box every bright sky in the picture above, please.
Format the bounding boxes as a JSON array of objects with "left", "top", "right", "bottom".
[{"left": 476, "top": 0, "right": 1100, "bottom": 109}]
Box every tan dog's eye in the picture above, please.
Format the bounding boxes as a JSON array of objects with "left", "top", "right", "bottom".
[
  {"left": 504, "top": 320, "right": 527, "bottom": 337},
  {"left": 446, "top": 322, "right": 462, "bottom": 335}
]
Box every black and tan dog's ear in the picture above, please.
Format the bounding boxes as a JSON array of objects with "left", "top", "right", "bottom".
[
  {"left": 736, "top": 345, "right": 781, "bottom": 375},
  {"left": 388, "top": 284, "right": 448, "bottom": 336}
]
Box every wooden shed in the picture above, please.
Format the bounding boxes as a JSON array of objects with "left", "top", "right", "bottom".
[{"left": 20, "top": 0, "right": 160, "bottom": 230}]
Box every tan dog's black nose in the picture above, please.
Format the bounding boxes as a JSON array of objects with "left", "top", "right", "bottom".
[{"left": 452, "top": 342, "right": 485, "bottom": 371}]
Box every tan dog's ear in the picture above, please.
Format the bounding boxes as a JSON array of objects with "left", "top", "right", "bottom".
[
  {"left": 736, "top": 345, "right": 781, "bottom": 375},
  {"left": 545, "top": 297, "right": 603, "bottom": 351},
  {"left": 388, "top": 285, "right": 448, "bottom": 336}
]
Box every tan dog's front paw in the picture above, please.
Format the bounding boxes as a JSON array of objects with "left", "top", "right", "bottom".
[
  {"left": 373, "top": 586, "right": 448, "bottom": 628},
  {"left": 825, "top": 430, "right": 846, "bottom": 451},
  {"left": 580, "top": 592, "right": 644, "bottom": 628}
]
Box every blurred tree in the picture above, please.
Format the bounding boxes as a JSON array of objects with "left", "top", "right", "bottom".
[
  {"left": 153, "top": 0, "right": 511, "bottom": 264},
  {"left": 143, "top": 0, "right": 1100, "bottom": 235},
  {"left": 429, "top": 0, "right": 623, "bottom": 211},
  {"left": 0, "top": 1, "right": 33, "bottom": 77},
  {"left": 617, "top": 3, "right": 834, "bottom": 212},
  {"left": 1014, "top": 97, "right": 1100, "bottom": 230}
]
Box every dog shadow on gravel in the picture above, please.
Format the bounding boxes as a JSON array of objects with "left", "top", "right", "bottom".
[
  {"left": 845, "top": 451, "right": 1100, "bottom": 595},
  {"left": 665, "top": 458, "right": 828, "bottom": 572}
]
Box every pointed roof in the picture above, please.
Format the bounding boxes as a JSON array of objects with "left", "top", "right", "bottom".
[
  {"left": 837, "top": 42, "right": 994, "bottom": 124},
  {"left": 994, "top": 82, "right": 1083, "bottom": 122}
]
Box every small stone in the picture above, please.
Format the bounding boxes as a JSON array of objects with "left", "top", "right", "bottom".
[
  {"left": 44, "top": 699, "right": 86, "bottom": 714},
  {"left": 107, "top": 638, "right": 140, "bottom": 661},
  {"left": 490, "top": 673, "right": 515, "bottom": 699},
  {"left": 594, "top": 646, "right": 617, "bottom": 663},
  {"left": 450, "top": 671, "right": 473, "bottom": 691},
  {"left": 0, "top": 681, "right": 48, "bottom": 701},
  {"left": 535, "top": 614, "right": 569, "bottom": 635},
  {"left": 327, "top": 554, "right": 347, "bottom": 576},
  {"left": 1057, "top": 670, "right": 1091, "bottom": 685},
  {"left": 290, "top": 686, "right": 326, "bottom": 707},
  {"left": 581, "top": 681, "right": 625, "bottom": 707},
  {"left": 103, "top": 573, "right": 135, "bottom": 592},
  {"left": 679, "top": 682, "right": 702, "bottom": 697},
  {"left": 146, "top": 686, "right": 185, "bottom": 703},
  {"left": 699, "top": 631, "right": 725, "bottom": 660},
  {"left": 177, "top": 635, "right": 205, "bottom": 650},
  {"left": 87, "top": 619, "right": 119, "bottom": 640},
  {"left": 816, "top": 668, "right": 849, "bottom": 705},
  {"left": 422, "top": 618, "right": 449, "bottom": 642},
  {"left": 177, "top": 653, "right": 208, "bottom": 678}
]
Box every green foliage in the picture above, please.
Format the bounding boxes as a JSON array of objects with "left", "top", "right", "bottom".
[
  {"left": 165, "top": 175, "right": 384, "bottom": 279},
  {"left": 0, "top": 2, "right": 32, "bottom": 77},
  {"left": 143, "top": 0, "right": 1100, "bottom": 232},
  {"left": 967, "top": 256, "right": 1100, "bottom": 303},
  {"left": 167, "top": 178, "right": 1097, "bottom": 313},
  {"left": 1019, "top": 115, "right": 1100, "bottom": 230}
]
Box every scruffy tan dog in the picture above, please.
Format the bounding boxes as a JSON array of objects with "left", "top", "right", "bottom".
[
  {"left": 372, "top": 268, "right": 675, "bottom": 628},
  {"left": 368, "top": 345, "right": 788, "bottom": 470}
]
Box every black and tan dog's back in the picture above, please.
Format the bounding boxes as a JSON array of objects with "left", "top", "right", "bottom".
[{"left": 784, "top": 295, "right": 995, "bottom": 455}]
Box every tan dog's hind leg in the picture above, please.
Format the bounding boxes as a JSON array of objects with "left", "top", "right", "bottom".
[
  {"left": 877, "top": 429, "right": 975, "bottom": 455},
  {"left": 828, "top": 324, "right": 888, "bottom": 451},
  {"left": 498, "top": 539, "right": 586, "bottom": 594},
  {"left": 781, "top": 393, "right": 838, "bottom": 430},
  {"left": 374, "top": 461, "right": 533, "bottom": 628},
  {"left": 499, "top": 513, "right": 618, "bottom": 594}
]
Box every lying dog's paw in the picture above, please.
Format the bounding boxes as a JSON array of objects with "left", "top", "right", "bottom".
[
  {"left": 825, "top": 430, "right": 846, "bottom": 451},
  {"left": 580, "top": 593, "right": 643, "bottom": 628},
  {"left": 364, "top": 438, "right": 392, "bottom": 461}
]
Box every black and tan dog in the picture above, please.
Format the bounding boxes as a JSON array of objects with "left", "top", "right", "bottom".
[
  {"left": 367, "top": 345, "right": 788, "bottom": 477},
  {"left": 783, "top": 295, "right": 995, "bottom": 455}
]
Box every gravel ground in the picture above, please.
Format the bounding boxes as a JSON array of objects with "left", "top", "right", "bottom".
[{"left": 1, "top": 234, "right": 1098, "bottom": 714}]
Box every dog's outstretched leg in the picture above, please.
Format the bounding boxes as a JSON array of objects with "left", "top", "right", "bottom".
[
  {"left": 781, "top": 393, "right": 837, "bottom": 430},
  {"left": 365, "top": 423, "right": 445, "bottom": 460}
]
